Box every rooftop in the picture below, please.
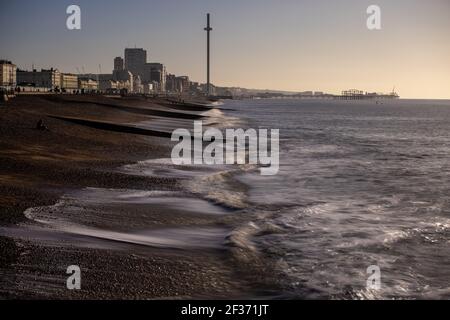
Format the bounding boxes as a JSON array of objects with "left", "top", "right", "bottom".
[{"left": 0, "top": 60, "right": 15, "bottom": 65}]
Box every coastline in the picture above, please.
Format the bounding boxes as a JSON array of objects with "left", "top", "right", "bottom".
[{"left": 0, "top": 94, "right": 277, "bottom": 299}]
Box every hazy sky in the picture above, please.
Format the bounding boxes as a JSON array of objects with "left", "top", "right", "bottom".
[{"left": 1, "top": 0, "right": 449, "bottom": 98}]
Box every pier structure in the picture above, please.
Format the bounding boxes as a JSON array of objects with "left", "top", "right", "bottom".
[{"left": 334, "top": 89, "right": 399, "bottom": 100}]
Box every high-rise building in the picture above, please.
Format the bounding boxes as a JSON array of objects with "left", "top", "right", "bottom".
[
  {"left": 115, "top": 48, "right": 167, "bottom": 93},
  {"left": 114, "top": 57, "right": 124, "bottom": 71},
  {"left": 145, "top": 62, "right": 166, "bottom": 92},
  {"left": 124, "top": 48, "right": 147, "bottom": 78},
  {"left": 0, "top": 60, "right": 17, "bottom": 89},
  {"left": 176, "top": 76, "right": 190, "bottom": 93},
  {"left": 165, "top": 74, "right": 176, "bottom": 92}
]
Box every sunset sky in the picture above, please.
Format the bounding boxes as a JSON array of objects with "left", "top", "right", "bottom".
[{"left": 1, "top": 0, "right": 449, "bottom": 98}]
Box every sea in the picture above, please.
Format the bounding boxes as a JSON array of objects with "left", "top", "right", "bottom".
[{"left": 216, "top": 98, "right": 450, "bottom": 299}]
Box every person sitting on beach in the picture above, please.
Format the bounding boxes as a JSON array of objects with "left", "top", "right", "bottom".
[{"left": 36, "top": 119, "right": 49, "bottom": 131}]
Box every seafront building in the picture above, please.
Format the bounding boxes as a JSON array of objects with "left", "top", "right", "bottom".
[
  {"left": 114, "top": 57, "right": 124, "bottom": 71},
  {"left": 124, "top": 48, "right": 147, "bottom": 78},
  {"left": 113, "top": 49, "right": 167, "bottom": 93},
  {"left": 143, "top": 83, "right": 154, "bottom": 94},
  {"left": 117, "top": 80, "right": 133, "bottom": 92},
  {"left": 17, "top": 68, "right": 61, "bottom": 90},
  {"left": 133, "top": 75, "right": 143, "bottom": 93},
  {"left": 69, "top": 72, "right": 134, "bottom": 93},
  {"left": 111, "top": 54, "right": 135, "bottom": 93},
  {"left": 0, "top": 60, "right": 17, "bottom": 90},
  {"left": 166, "top": 74, "right": 191, "bottom": 94},
  {"left": 188, "top": 81, "right": 202, "bottom": 95},
  {"left": 145, "top": 62, "right": 166, "bottom": 92},
  {"left": 99, "top": 79, "right": 117, "bottom": 92},
  {"left": 96, "top": 74, "right": 132, "bottom": 93},
  {"left": 165, "top": 73, "right": 176, "bottom": 92},
  {"left": 176, "top": 76, "right": 190, "bottom": 93},
  {"left": 112, "top": 69, "right": 134, "bottom": 93},
  {"left": 2, "top": 46, "right": 196, "bottom": 95},
  {"left": 78, "top": 77, "right": 98, "bottom": 92},
  {"left": 96, "top": 74, "right": 115, "bottom": 92},
  {"left": 60, "top": 73, "right": 78, "bottom": 92}
]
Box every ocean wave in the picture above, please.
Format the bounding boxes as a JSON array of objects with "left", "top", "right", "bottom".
[
  {"left": 120, "top": 155, "right": 258, "bottom": 210},
  {"left": 184, "top": 165, "right": 259, "bottom": 210}
]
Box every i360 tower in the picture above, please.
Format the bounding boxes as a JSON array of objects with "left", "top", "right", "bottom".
[{"left": 204, "top": 13, "right": 212, "bottom": 96}]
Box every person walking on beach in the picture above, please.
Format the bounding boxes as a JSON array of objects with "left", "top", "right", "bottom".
[{"left": 35, "top": 119, "right": 49, "bottom": 131}]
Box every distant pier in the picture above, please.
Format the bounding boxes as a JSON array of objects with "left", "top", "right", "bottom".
[{"left": 333, "top": 89, "right": 399, "bottom": 100}]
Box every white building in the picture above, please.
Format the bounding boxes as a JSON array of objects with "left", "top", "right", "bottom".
[
  {"left": 0, "top": 60, "right": 17, "bottom": 90},
  {"left": 78, "top": 78, "right": 98, "bottom": 92},
  {"left": 60, "top": 73, "right": 78, "bottom": 92},
  {"left": 117, "top": 80, "right": 133, "bottom": 93},
  {"left": 113, "top": 70, "right": 134, "bottom": 93},
  {"left": 133, "top": 75, "right": 143, "bottom": 93},
  {"left": 143, "top": 83, "right": 154, "bottom": 94}
]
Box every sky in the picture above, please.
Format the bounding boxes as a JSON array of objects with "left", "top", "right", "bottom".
[{"left": 1, "top": 0, "right": 449, "bottom": 99}]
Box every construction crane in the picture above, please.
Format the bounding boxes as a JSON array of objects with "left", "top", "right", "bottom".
[{"left": 97, "top": 64, "right": 102, "bottom": 83}]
